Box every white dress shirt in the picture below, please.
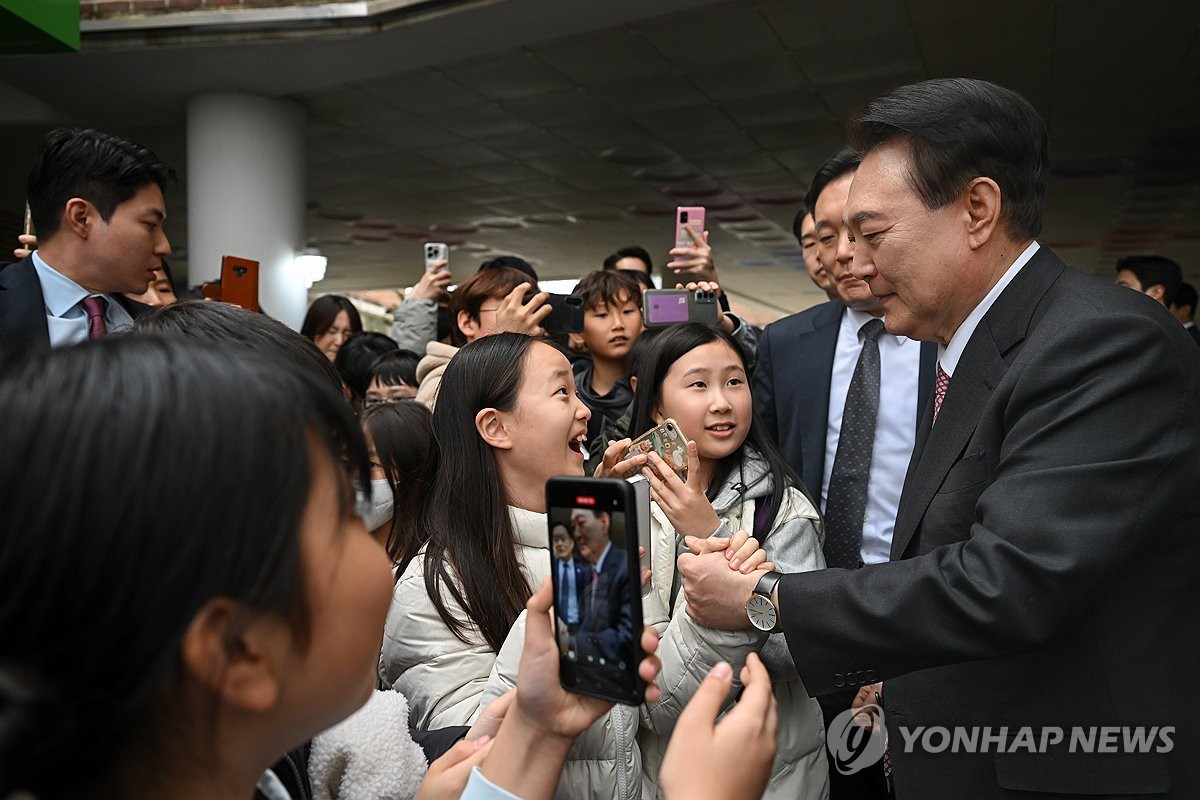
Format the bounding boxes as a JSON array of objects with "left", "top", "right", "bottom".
[
  {"left": 31, "top": 250, "right": 135, "bottom": 347},
  {"left": 821, "top": 308, "right": 922, "bottom": 564},
  {"left": 940, "top": 241, "right": 1040, "bottom": 377}
]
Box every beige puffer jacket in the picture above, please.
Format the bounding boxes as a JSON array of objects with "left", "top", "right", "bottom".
[
  {"left": 414, "top": 341, "right": 456, "bottom": 410},
  {"left": 378, "top": 506, "right": 547, "bottom": 729}
]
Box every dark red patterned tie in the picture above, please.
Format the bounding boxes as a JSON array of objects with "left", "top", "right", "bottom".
[
  {"left": 932, "top": 364, "right": 950, "bottom": 424},
  {"left": 82, "top": 296, "right": 107, "bottom": 340}
]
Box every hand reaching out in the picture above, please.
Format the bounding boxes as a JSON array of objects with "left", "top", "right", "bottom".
[{"left": 659, "top": 652, "right": 778, "bottom": 800}]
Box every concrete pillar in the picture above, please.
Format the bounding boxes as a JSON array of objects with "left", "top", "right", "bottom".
[{"left": 187, "top": 93, "right": 308, "bottom": 329}]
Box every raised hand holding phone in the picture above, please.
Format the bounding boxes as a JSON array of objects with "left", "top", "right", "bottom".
[
  {"left": 641, "top": 441, "right": 721, "bottom": 538},
  {"left": 496, "top": 282, "right": 552, "bottom": 336}
]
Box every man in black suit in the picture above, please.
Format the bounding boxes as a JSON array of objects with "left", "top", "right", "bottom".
[
  {"left": 0, "top": 128, "right": 174, "bottom": 352},
  {"left": 569, "top": 508, "right": 632, "bottom": 668},
  {"left": 681, "top": 78, "right": 1200, "bottom": 798}
]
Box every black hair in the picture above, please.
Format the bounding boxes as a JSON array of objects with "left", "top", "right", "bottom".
[
  {"left": 1174, "top": 281, "right": 1197, "bottom": 315},
  {"left": 335, "top": 332, "right": 398, "bottom": 403},
  {"left": 479, "top": 255, "right": 539, "bottom": 284},
  {"left": 136, "top": 300, "right": 345, "bottom": 396},
  {"left": 300, "top": 295, "right": 363, "bottom": 341},
  {"left": 603, "top": 245, "right": 654, "bottom": 276},
  {"left": 571, "top": 269, "right": 644, "bottom": 313},
  {"left": 1117, "top": 255, "right": 1184, "bottom": 307},
  {"left": 26, "top": 127, "right": 175, "bottom": 241},
  {"left": 804, "top": 148, "right": 860, "bottom": 217},
  {"left": 368, "top": 349, "right": 420, "bottom": 390},
  {"left": 414, "top": 332, "right": 541, "bottom": 652},
  {"left": 847, "top": 77, "right": 1048, "bottom": 241},
  {"left": 627, "top": 323, "right": 814, "bottom": 534},
  {"left": 791, "top": 203, "right": 812, "bottom": 242},
  {"left": 361, "top": 400, "right": 435, "bottom": 568},
  {"left": 0, "top": 336, "right": 367, "bottom": 799}
]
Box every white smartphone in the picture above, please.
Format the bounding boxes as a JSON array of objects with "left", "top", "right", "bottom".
[{"left": 423, "top": 242, "right": 449, "bottom": 272}]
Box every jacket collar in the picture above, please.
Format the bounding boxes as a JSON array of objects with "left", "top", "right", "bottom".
[{"left": 891, "top": 247, "right": 1068, "bottom": 559}]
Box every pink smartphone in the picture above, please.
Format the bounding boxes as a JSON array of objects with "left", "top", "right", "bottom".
[{"left": 675, "top": 206, "right": 705, "bottom": 250}]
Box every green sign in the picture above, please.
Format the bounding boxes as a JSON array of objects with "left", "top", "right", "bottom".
[{"left": 0, "top": 0, "right": 80, "bottom": 53}]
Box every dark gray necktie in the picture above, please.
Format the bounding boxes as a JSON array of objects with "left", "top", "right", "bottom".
[{"left": 823, "top": 317, "right": 885, "bottom": 569}]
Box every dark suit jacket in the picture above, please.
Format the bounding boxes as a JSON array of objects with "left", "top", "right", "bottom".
[
  {"left": 0, "top": 257, "right": 150, "bottom": 352},
  {"left": 779, "top": 248, "right": 1200, "bottom": 798},
  {"left": 1185, "top": 323, "right": 1200, "bottom": 347},
  {"left": 575, "top": 550, "right": 632, "bottom": 664},
  {"left": 754, "top": 299, "right": 937, "bottom": 498}
]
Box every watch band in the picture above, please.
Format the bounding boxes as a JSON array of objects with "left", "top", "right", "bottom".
[{"left": 753, "top": 570, "right": 784, "bottom": 598}]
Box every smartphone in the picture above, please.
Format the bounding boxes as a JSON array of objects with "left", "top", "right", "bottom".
[
  {"left": 546, "top": 476, "right": 646, "bottom": 705},
  {"left": 524, "top": 290, "right": 585, "bottom": 333},
  {"left": 675, "top": 206, "right": 705, "bottom": 250},
  {"left": 423, "top": 242, "right": 449, "bottom": 272},
  {"left": 624, "top": 417, "right": 689, "bottom": 476},
  {"left": 220, "top": 255, "right": 260, "bottom": 312},
  {"left": 642, "top": 288, "right": 720, "bottom": 329},
  {"left": 627, "top": 475, "right": 652, "bottom": 593}
]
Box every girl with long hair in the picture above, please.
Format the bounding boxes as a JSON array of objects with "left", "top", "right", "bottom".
[{"left": 627, "top": 323, "right": 829, "bottom": 800}]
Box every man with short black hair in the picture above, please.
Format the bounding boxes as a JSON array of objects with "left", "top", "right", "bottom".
[
  {"left": 0, "top": 127, "right": 175, "bottom": 351},
  {"left": 756, "top": 149, "right": 936, "bottom": 800},
  {"left": 685, "top": 78, "right": 1200, "bottom": 798},
  {"left": 1115, "top": 254, "right": 1183, "bottom": 307}
]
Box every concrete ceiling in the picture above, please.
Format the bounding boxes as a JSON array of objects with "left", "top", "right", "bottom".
[{"left": 0, "top": 0, "right": 1197, "bottom": 317}]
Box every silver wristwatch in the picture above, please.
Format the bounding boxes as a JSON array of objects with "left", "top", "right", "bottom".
[{"left": 745, "top": 571, "right": 784, "bottom": 633}]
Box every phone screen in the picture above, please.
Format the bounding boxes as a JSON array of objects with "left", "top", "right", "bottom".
[
  {"left": 646, "top": 291, "right": 691, "bottom": 325},
  {"left": 546, "top": 477, "right": 644, "bottom": 705}
]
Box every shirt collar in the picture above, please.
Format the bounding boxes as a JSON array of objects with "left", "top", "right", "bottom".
[
  {"left": 939, "top": 241, "right": 1040, "bottom": 377},
  {"left": 31, "top": 250, "right": 91, "bottom": 317},
  {"left": 846, "top": 307, "right": 907, "bottom": 344}
]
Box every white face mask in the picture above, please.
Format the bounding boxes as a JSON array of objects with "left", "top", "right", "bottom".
[{"left": 356, "top": 477, "right": 395, "bottom": 532}]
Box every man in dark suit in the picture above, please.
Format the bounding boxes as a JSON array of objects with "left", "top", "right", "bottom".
[
  {"left": 680, "top": 78, "right": 1200, "bottom": 798},
  {"left": 551, "top": 521, "right": 588, "bottom": 634},
  {"left": 756, "top": 149, "right": 936, "bottom": 800},
  {"left": 0, "top": 127, "right": 174, "bottom": 352},
  {"left": 569, "top": 508, "right": 632, "bottom": 668}
]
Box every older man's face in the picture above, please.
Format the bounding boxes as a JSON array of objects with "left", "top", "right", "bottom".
[
  {"left": 845, "top": 140, "right": 977, "bottom": 345},
  {"left": 570, "top": 509, "right": 610, "bottom": 564}
]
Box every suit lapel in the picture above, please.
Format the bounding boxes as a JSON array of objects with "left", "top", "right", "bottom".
[
  {"left": 794, "top": 301, "right": 843, "bottom": 493},
  {"left": 890, "top": 247, "right": 1067, "bottom": 560}
]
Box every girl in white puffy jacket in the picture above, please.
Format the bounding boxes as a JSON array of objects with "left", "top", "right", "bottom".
[{"left": 627, "top": 323, "right": 830, "bottom": 800}]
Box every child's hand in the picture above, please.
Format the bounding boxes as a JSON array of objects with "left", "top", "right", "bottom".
[
  {"left": 593, "top": 437, "right": 648, "bottom": 479},
  {"left": 659, "top": 652, "right": 778, "bottom": 800},
  {"left": 675, "top": 278, "right": 735, "bottom": 334},
  {"left": 414, "top": 735, "right": 494, "bottom": 800},
  {"left": 722, "top": 529, "right": 775, "bottom": 573},
  {"left": 642, "top": 441, "right": 721, "bottom": 538}
]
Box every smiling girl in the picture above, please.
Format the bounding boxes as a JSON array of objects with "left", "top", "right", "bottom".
[{"left": 626, "top": 322, "right": 829, "bottom": 800}]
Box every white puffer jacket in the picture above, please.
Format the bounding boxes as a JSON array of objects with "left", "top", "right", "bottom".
[
  {"left": 379, "top": 506, "right": 548, "bottom": 729},
  {"left": 638, "top": 447, "right": 830, "bottom": 800}
]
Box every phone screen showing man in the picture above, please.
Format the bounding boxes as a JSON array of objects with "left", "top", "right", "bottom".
[{"left": 546, "top": 479, "right": 643, "bottom": 705}]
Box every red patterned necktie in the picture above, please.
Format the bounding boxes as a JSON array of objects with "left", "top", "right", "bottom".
[
  {"left": 82, "top": 296, "right": 108, "bottom": 340},
  {"left": 932, "top": 364, "right": 950, "bottom": 424}
]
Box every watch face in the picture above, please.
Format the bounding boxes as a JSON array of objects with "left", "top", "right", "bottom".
[{"left": 746, "top": 594, "right": 777, "bottom": 632}]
